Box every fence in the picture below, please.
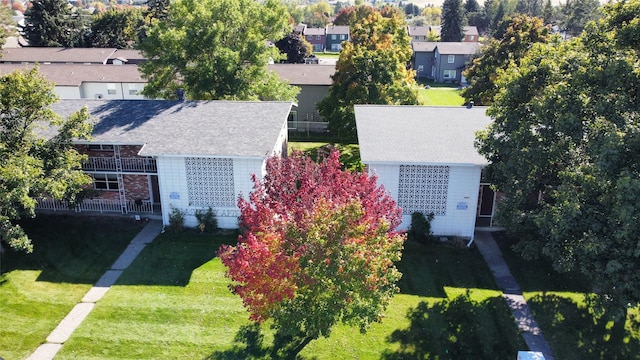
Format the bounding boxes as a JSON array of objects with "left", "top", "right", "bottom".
[
  {"left": 82, "top": 157, "right": 157, "bottom": 173},
  {"left": 36, "top": 198, "right": 154, "bottom": 214}
]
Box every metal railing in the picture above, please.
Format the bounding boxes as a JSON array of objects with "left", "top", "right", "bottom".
[
  {"left": 288, "top": 121, "right": 329, "bottom": 133},
  {"left": 81, "top": 157, "right": 157, "bottom": 173},
  {"left": 36, "top": 198, "right": 154, "bottom": 214}
]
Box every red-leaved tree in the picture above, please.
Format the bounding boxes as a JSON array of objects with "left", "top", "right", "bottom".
[{"left": 218, "top": 150, "right": 405, "bottom": 358}]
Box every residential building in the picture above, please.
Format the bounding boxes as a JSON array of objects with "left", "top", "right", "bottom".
[
  {"left": 304, "top": 27, "right": 326, "bottom": 52},
  {"left": 412, "top": 42, "right": 481, "bottom": 83},
  {"left": 464, "top": 26, "right": 479, "bottom": 42},
  {"left": 325, "top": 25, "right": 350, "bottom": 51},
  {"left": 1, "top": 47, "right": 120, "bottom": 64},
  {"left": 412, "top": 42, "right": 437, "bottom": 80},
  {"left": 355, "top": 105, "right": 493, "bottom": 240},
  {"left": 38, "top": 100, "right": 293, "bottom": 229},
  {"left": 407, "top": 26, "right": 429, "bottom": 42}
]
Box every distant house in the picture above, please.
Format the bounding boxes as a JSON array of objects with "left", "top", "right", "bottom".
[
  {"left": 407, "top": 26, "right": 429, "bottom": 42},
  {"left": 304, "top": 27, "right": 326, "bottom": 52},
  {"left": 325, "top": 25, "right": 350, "bottom": 51},
  {"left": 39, "top": 100, "right": 293, "bottom": 229},
  {"left": 267, "top": 64, "right": 334, "bottom": 127},
  {"left": 0, "top": 63, "right": 147, "bottom": 99},
  {"left": 463, "top": 26, "right": 479, "bottom": 42},
  {"left": 433, "top": 42, "right": 481, "bottom": 83},
  {"left": 412, "top": 42, "right": 480, "bottom": 83},
  {"left": 412, "top": 42, "right": 437, "bottom": 80},
  {"left": 355, "top": 105, "right": 493, "bottom": 239}
]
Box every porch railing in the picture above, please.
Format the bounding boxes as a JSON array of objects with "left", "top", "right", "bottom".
[
  {"left": 288, "top": 121, "right": 329, "bottom": 133},
  {"left": 81, "top": 157, "right": 157, "bottom": 173},
  {"left": 36, "top": 198, "right": 154, "bottom": 214}
]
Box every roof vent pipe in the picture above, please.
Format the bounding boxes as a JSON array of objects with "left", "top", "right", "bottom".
[
  {"left": 466, "top": 101, "right": 474, "bottom": 109},
  {"left": 176, "top": 88, "right": 185, "bottom": 101}
]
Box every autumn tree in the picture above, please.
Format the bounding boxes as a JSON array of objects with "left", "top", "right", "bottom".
[
  {"left": 333, "top": 4, "right": 377, "bottom": 26},
  {"left": 275, "top": 31, "right": 312, "bottom": 63},
  {"left": 303, "top": 0, "right": 332, "bottom": 27},
  {"left": 476, "top": 0, "right": 640, "bottom": 319},
  {"left": 318, "top": 10, "right": 420, "bottom": 143},
  {"left": 89, "top": 8, "right": 144, "bottom": 48},
  {"left": 138, "top": 0, "right": 298, "bottom": 101},
  {"left": 441, "top": 0, "right": 465, "bottom": 41},
  {"left": 0, "top": 68, "right": 93, "bottom": 252},
  {"left": 461, "top": 15, "right": 552, "bottom": 105},
  {"left": 219, "top": 151, "right": 405, "bottom": 358},
  {"left": 422, "top": 5, "right": 442, "bottom": 25}
]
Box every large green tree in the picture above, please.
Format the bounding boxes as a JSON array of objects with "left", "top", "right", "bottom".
[
  {"left": 138, "top": 0, "right": 298, "bottom": 101},
  {"left": 0, "top": 68, "right": 93, "bottom": 253},
  {"left": 20, "top": 0, "right": 86, "bottom": 47},
  {"left": 275, "top": 31, "right": 312, "bottom": 63},
  {"left": 461, "top": 15, "right": 552, "bottom": 105},
  {"left": 318, "top": 10, "right": 420, "bottom": 143},
  {"left": 559, "top": 0, "right": 601, "bottom": 37},
  {"left": 441, "top": 0, "right": 465, "bottom": 41},
  {"left": 476, "top": 0, "right": 640, "bottom": 318},
  {"left": 89, "top": 8, "right": 144, "bottom": 48}
]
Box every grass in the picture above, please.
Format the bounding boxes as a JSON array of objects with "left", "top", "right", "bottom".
[
  {"left": 493, "top": 231, "right": 640, "bottom": 360},
  {"left": 417, "top": 85, "right": 466, "bottom": 106},
  {"left": 289, "top": 142, "right": 363, "bottom": 171},
  {"left": 0, "top": 215, "right": 145, "bottom": 360},
  {"left": 1, "top": 216, "right": 527, "bottom": 359}
]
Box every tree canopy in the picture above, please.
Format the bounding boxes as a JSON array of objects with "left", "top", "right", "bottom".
[
  {"left": 461, "top": 15, "right": 552, "bottom": 105},
  {"left": 441, "top": 0, "right": 465, "bottom": 41},
  {"left": 138, "top": 0, "right": 299, "bottom": 101},
  {"left": 318, "top": 10, "right": 420, "bottom": 143},
  {"left": 20, "top": 0, "right": 87, "bottom": 47},
  {"left": 0, "top": 68, "right": 93, "bottom": 252},
  {"left": 476, "top": 0, "right": 640, "bottom": 317},
  {"left": 219, "top": 151, "right": 405, "bottom": 358},
  {"left": 275, "top": 31, "right": 312, "bottom": 63},
  {"left": 89, "top": 8, "right": 144, "bottom": 48}
]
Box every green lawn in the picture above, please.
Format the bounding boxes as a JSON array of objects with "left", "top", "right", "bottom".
[
  {"left": 0, "top": 215, "right": 145, "bottom": 360},
  {"left": 493, "top": 231, "right": 640, "bottom": 359},
  {"left": 418, "top": 86, "right": 466, "bottom": 106},
  {"left": 2, "top": 215, "right": 527, "bottom": 359}
]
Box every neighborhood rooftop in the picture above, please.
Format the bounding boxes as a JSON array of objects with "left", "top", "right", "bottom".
[
  {"left": 1, "top": 47, "right": 120, "bottom": 64},
  {"left": 355, "top": 105, "right": 491, "bottom": 166},
  {"left": 434, "top": 42, "right": 481, "bottom": 54},
  {"left": 267, "top": 64, "right": 335, "bottom": 85},
  {"left": 49, "top": 100, "right": 293, "bottom": 157},
  {"left": 0, "top": 63, "right": 146, "bottom": 86}
]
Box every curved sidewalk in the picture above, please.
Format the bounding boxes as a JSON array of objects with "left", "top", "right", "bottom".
[
  {"left": 26, "top": 220, "right": 163, "bottom": 360},
  {"left": 474, "top": 230, "right": 556, "bottom": 360}
]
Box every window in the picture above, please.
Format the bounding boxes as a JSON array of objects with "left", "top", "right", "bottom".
[
  {"left": 331, "top": 34, "right": 337, "bottom": 40},
  {"left": 398, "top": 165, "right": 450, "bottom": 216},
  {"left": 469, "top": 35, "right": 475, "bottom": 41},
  {"left": 128, "top": 84, "right": 138, "bottom": 95},
  {"left": 447, "top": 55, "right": 455, "bottom": 63},
  {"left": 93, "top": 173, "right": 119, "bottom": 190},
  {"left": 107, "top": 83, "right": 116, "bottom": 95},
  {"left": 88, "top": 144, "right": 114, "bottom": 151},
  {"left": 340, "top": 34, "right": 346, "bottom": 40},
  {"left": 444, "top": 70, "right": 456, "bottom": 79},
  {"left": 307, "top": 35, "right": 312, "bottom": 40},
  {"left": 417, "top": 65, "right": 424, "bottom": 72},
  {"left": 315, "top": 35, "right": 321, "bottom": 40}
]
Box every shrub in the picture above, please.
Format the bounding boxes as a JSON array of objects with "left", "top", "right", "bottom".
[
  {"left": 166, "top": 206, "right": 185, "bottom": 233},
  {"left": 408, "top": 211, "right": 435, "bottom": 245},
  {"left": 195, "top": 207, "right": 218, "bottom": 233}
]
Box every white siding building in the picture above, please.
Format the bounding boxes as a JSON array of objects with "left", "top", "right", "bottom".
[{"left": 355, "top": 105, "right": 492, "bottom": 240}]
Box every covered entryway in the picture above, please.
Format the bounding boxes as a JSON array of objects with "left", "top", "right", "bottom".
[{"left": 476, "top": 183, "right": 496, "bottom": 227}]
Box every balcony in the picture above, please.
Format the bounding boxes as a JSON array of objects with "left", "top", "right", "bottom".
[{"left": 81, "top": 157, "right": 157, "bottom": 173}]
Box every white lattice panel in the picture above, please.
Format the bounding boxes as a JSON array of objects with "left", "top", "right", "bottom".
[
  {"left": 398, "top": 165, "right": 449, "bottom": 216},
  {"left": 185, "top": 157, "right": 235, "bottom": 207}
]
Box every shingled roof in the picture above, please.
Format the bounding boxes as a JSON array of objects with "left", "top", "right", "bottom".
[
  {"left": 1, "top": 47, "right": 118, "bottom": 64},
  {"left": 0, "top": 63, "right": 145, "bottom": 86},
  {"left": 355, "top": 105, "right": 491, "bottom": 166},
  {"left": 48, "top": 100, "right": 293, "bottom": 158},
  {"left": 267, "top": 64, "right": 334, "bottom": 85}
]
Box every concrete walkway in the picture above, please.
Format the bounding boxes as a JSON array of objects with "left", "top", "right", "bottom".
[
  {"left": 26, "top": 220, "right": 163, "bottom": 360},
  {"left": 474, "top": 230, "right": 556, "bottom": 360}
]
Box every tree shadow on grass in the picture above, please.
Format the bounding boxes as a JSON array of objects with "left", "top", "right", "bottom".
[
  {"left": 205, "top": 324, "right": 317, "bottom": 360},
  {"left": 1, "top": 215, "right": 145, "bottom": 284},
  {"left": 395, "top": 241, "right": 499, "bottom": 298},
  {"left": 527, "top": 293, "right": 640, "bottom": 360},
  {"left": 382, "top": 292, "right": 527, "bottom": 359}
]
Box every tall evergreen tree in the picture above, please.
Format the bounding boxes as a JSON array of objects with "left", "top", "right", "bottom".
[
  {"left": 441, "top": 0, "right": 465, "bottom": 41},
  {"left": 90, "top": 8, "right": 144, "bottom": 48},
  {"left": 20, "top": 0, "right": 80, "bottom": 47},
  {"left": 465, "top": 0, "right": 480, "bottom": 13}
]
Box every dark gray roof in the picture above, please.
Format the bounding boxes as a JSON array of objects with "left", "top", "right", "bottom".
[
  {"left": 435, "top": 42, "right": 481, "bottom": 55},
  {"left": 268, "top": 64, "right": 334, "bottom": 85},
  {"left": 355, "top": 105, "right": 491, "bottom": 165},
  {"left": 304, "top": 27, "right": 325, "bottom": 36},
  {"left": 0, "top": 63, "right": 145, "bottom": 86},
  {"left": 412, "top": 42, "right": 437, "bottom": 52},
  {"left": 464, "top": 26, "right": 479, "bottom": 36},
  {"left": 48, "top": 100, "right": 292, "bottom": 157},
  {"left": 1, "top": 47, "right": 118, "bottom": 64}
]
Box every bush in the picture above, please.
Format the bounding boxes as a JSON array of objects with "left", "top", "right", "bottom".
[
  {"left": 195, "top": 207, "right": 218, "bottom": 233},
  {"left": 408, "top": 211, "right": 435, "bottom": 245},
  {"left": 166, "top": 206, "right": 185, "bottom": 233}
]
